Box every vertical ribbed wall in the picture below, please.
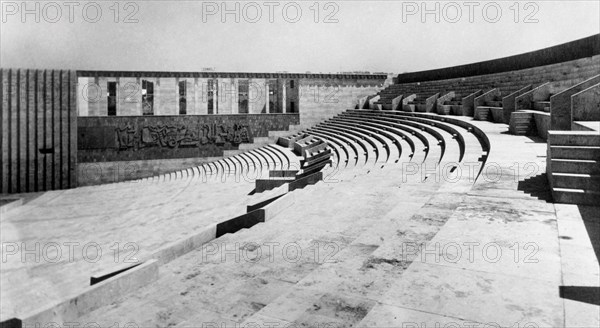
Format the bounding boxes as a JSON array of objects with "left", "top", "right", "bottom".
[{"left": 1, "top": 69, "right": 77, "bottom": 193}]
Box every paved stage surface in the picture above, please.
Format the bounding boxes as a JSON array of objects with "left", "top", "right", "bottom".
[
  {"left": 0, "top": 163, "right": 289, "bottom": 319},
  {"left": 1, "top": 118, "right": 598, "bottom": 326}
]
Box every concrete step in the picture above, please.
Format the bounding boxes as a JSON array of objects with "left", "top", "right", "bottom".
[
  {"left": 254, "top": 136, "right": 277, "bottom": 143},
  {"left": 533, "top": 101, "right": 551, "bottom": 112},
  {"left": 552, "top": 173, "right": 600, "bottom": 190},
  {"left": 239, "top": 142, "right": 268, "bottom": 150},
  {"left": 222, "top": 149, "right": 246, "bottom": 157},
  {"left": 403, "top": 104, "right": 416, "bottom": 112},
  {"left": 445, "top": 100, "right": 462, "bottom": 105},
  {"left": 550, "top": 158, "right": 600, "bottom": 174},
  {"left": 548, "top": 131, "right": 600, "bottom": 146},
  {"left": 474, "top": 107, "right": 491, "bottom": 121},
  {"left": 238, "top": 137, "right": 277, "bottom": 150},
  {"left": 268, "top": 130, "right": 296, "bottom": 138},
  {"left": 552, "top": 188, "right": 600, "bottom": 205},
  {"left": 550, "top": 145, "right": 600, "bottom": 160},
  {"left": 572, "top": 121, "right": 600, "bottom": 132},
  {"left": 438, "top": 105, "right": 452, "bottom": 115},
  {"left": 446, "top": 104, "right": 462, "bottom": 115},
  {"left": 509, "top": 111, "right": 535, "bottom": 135},
  {"left": 484, "top": 100, "right": 502, "bottom": 107},
  {"left": 414, "top": 103, "right": 428, "bottom": 112}
]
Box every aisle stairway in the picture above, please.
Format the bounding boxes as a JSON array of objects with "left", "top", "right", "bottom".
[{"left": 547, "top": 131, "right": 600, "bottom": 205}]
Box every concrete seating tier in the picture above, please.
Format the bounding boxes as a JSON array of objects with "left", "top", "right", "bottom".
[
  {"left": 374, "top": 67, "right": 598, "bottom": 207},
  {"left": 296, "top": 109, "right": 488, "bottom": 177},
  {"left": 322, "top": 121, "right": 389, "bottom": 164},
  {"left": 13, "top": 103, "right": 599, "bottom": 326},
  {"left": 341, "top": 112, "right": 467, "bottom": 163},
  {"left": 68, "top": 110, "right": 600, "bottom": 328},
  {"left": 311, "top": 125, "right": 372, "bottom": 166},
  {"left": 375, "top": 55, "right": 599, "bottom": 120}
]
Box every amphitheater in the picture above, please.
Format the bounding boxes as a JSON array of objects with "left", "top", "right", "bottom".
[{"left": 1, "top": 35, "right": 599, "bottom": 327}]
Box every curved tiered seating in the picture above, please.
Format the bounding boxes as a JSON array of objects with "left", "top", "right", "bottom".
[
  {"left": 6, "top": 36, "right": 599, "bottom": 326},
  {"left": 276, "top": 107, "right": 490, "bottom": 183},
  {"left": 48, "top": 106, "right": 493, "bottom": 326}
]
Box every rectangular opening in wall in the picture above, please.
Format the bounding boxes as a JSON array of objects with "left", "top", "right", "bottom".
[
  {"left": 107, "top": 82, "right": 117, "bottom": 116},
  {"left": 238, "top": 80, "right": 249, "bottom": 114},
  {"left": 290, "top": 101, "right": 295, "bottom": 113},
  {"left": 179, "top": 80, "right": 187, "bottom": 115},
  {"left": 142, "top": 79, "right": 154, "bottom": 115},
  {"left": 290, "top": 80, "right": 294, "bottom": 89},
  {"left": 268, "top": 80, "right": 279, "bottom": 113},
  {"left": 207, "top": 79, "right": 217, "bottom": 114}
]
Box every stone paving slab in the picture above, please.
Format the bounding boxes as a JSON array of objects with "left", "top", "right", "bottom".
[
  {"left": 379, "top": 260, "right": 563, "bottom": 327},
  {"left": 358, "top": 303, "right": 479, "bottom": 327}
]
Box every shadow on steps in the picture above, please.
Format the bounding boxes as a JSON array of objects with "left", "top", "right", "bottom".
[{"left": 517, "top": 173, "right": 553, "bottom": 202}]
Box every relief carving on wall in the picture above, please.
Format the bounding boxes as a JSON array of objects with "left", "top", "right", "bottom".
[{"left": 115, "top": 122, "right": 251, "bottom": 150}]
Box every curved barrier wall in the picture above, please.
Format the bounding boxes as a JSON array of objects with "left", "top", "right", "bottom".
[{"left": 395, "top": 34, "right": 600, "bottom": 84}]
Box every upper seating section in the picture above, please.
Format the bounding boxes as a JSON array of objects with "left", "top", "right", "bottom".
[
  {"left": 374, "top": 34, "right": 600, "bottom": 114},
  {"left": 377, "top": 55, "right": 599, "bottom": 110}
]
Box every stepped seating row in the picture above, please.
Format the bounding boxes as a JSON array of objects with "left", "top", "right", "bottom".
[
  {"left": 133, "top": 143, "right": 300, "bottom": 185},
  {"left": 2, "top": 106, "right": 495, "bottom": 325},
  {"left": 374, "top": 74, "right": 598, "bottom": 144},
  {"left": 277, "top": 109, "right": 489, "bottom": 182},
  {"left": 373, "top": 68, "right": 598, "bottom": 206},
  {"left": 374, "top": 55, "right": 600, "bottom": 120},
  {"left": 378, "top": 55, "right": 599, "bottom": 106}
]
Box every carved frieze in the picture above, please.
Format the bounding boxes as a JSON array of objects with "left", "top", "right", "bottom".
[{"left": 115, "top": 121, "right": 251, "bottom": 150}]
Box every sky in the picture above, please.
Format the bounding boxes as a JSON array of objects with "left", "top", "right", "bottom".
[{"left": 1, "top": 0, "right": 599, "bottom": 74}]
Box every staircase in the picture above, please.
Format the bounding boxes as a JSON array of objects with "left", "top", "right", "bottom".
[
  {"left": 508, "top": 111, "right": 536, "bottom": 135},
  {"left": 474, "top": 95, "right": 503, "bottom": 121},
  {"left": 547, "top": 131, "right": 600, "bottom": 205},
  {"left": 254, "top": 135, "right": 332, "bottom": 193},
  {"left": 509, "top": 91, "right": 555, "bottom": 136},
  {"left": 441, "top": 93, "right": 471, "bottom": 115},
  {"left": 403, "top": 96, "right": 424, "bottom": 112}
]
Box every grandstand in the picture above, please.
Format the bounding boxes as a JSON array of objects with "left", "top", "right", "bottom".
[{"left": 1, "top": 35, "right": 599, "bottom": 327}]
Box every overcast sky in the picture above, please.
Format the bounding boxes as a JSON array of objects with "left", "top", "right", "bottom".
[{"left": 1, "top": 0, "right": 598, "bottom": 73}]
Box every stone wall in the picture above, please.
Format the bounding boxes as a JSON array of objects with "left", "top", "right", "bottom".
[
  {"left": 78, "top": 114, "right": 299, "bottom": 162},
  {"left": 533, "top": 112, "right": 551, "bottom": 141},
  {"left": 76, "top": 72, "right": 387, "bottom": 121},
  {"left": 572, "top": 83, "right": 600, "bottom": 122},
  {"left": 297, "top": 77, "right": 388, "bottom": 128},
  {"left": 1, "top": 69, "right": 78, "bottom": 193}
]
